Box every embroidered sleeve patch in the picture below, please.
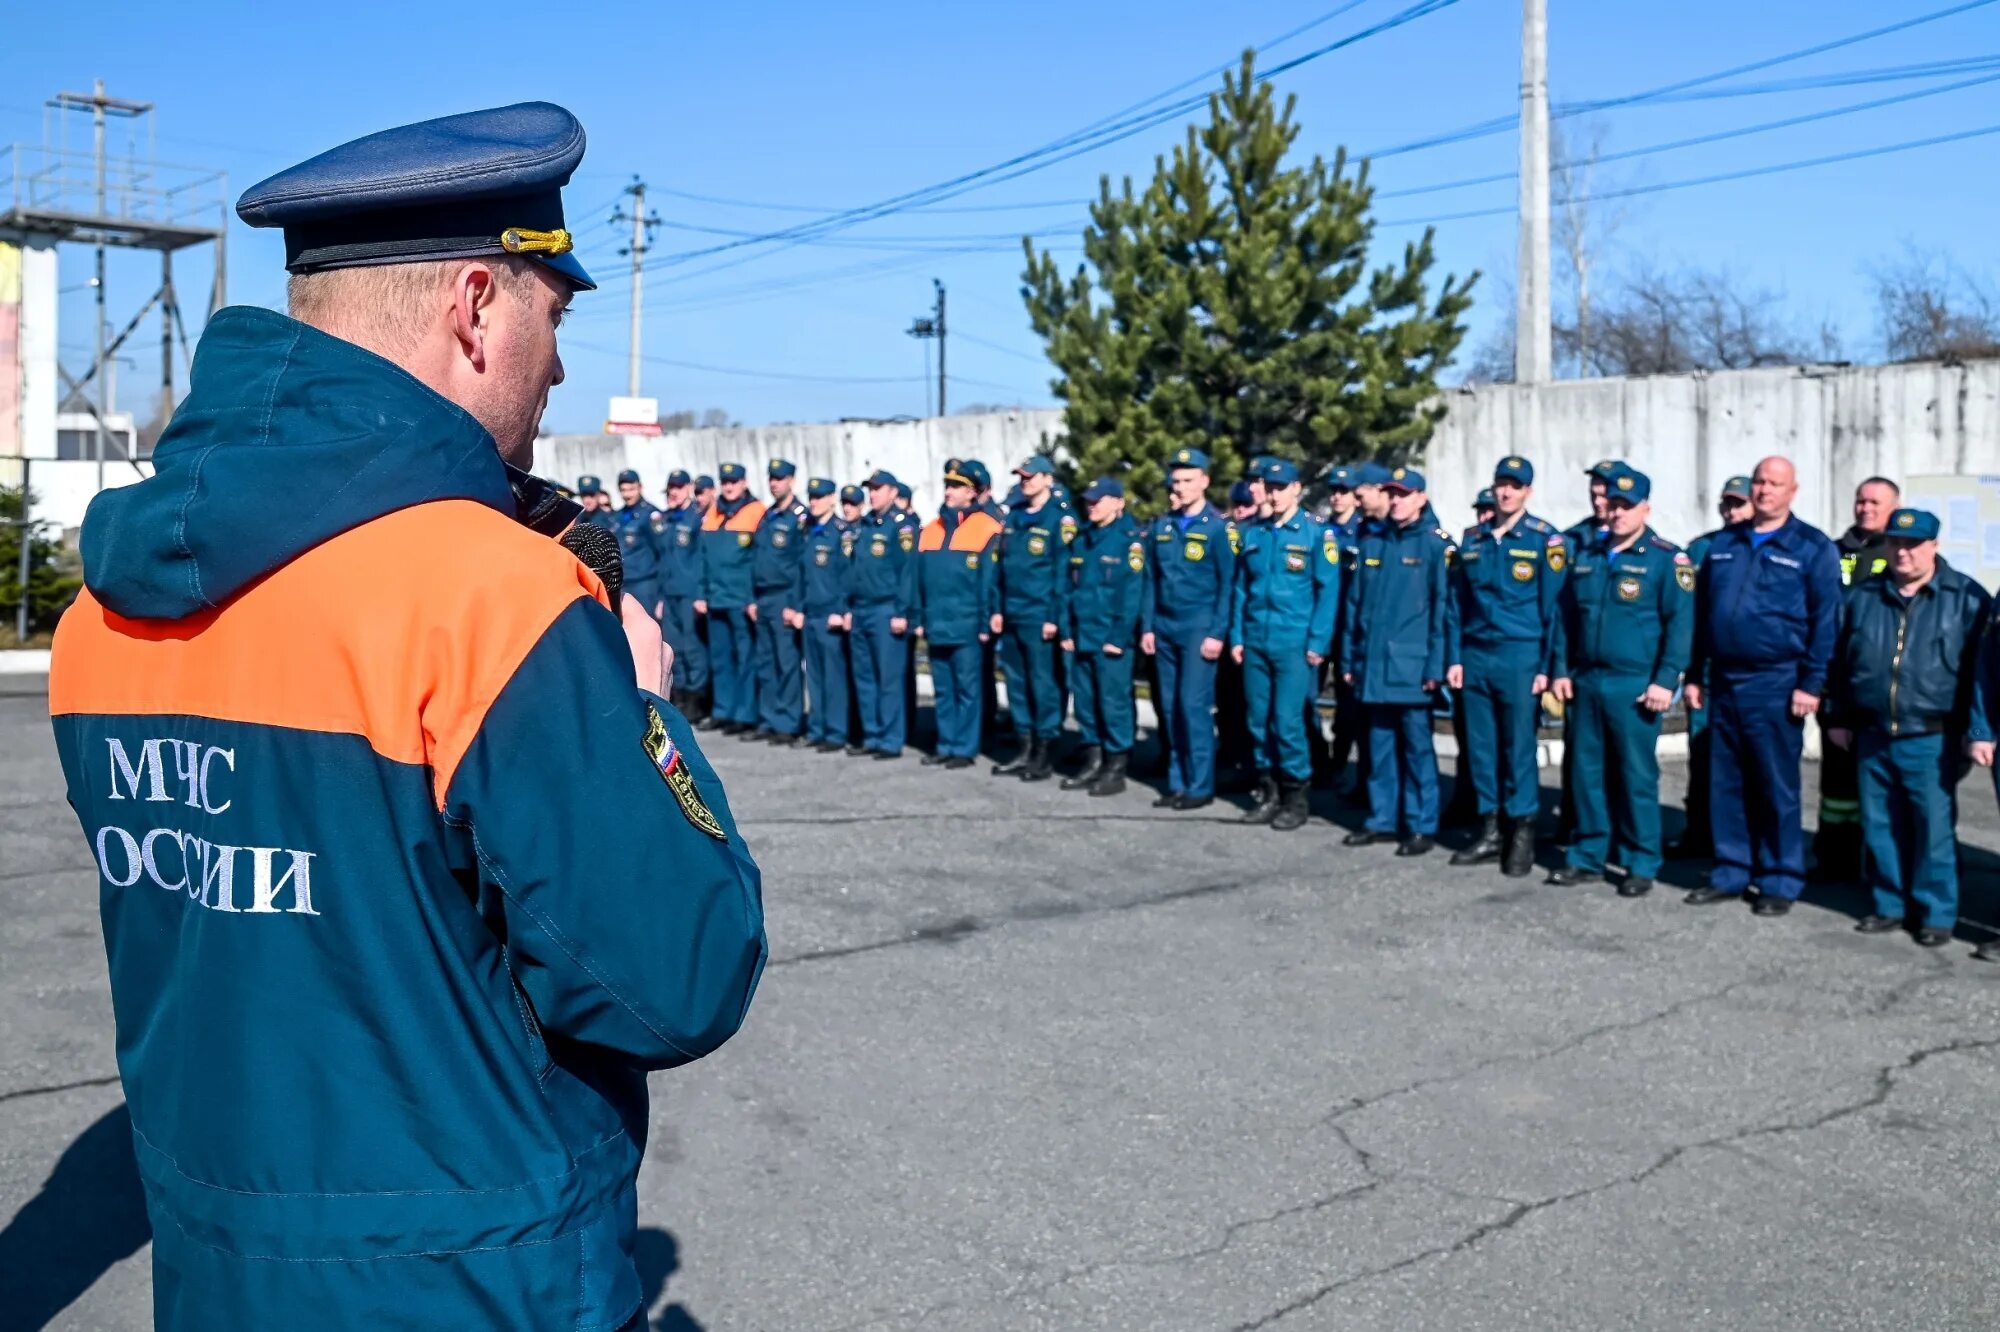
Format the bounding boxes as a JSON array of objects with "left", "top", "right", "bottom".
[{"left": 643, "top": 702, "right": 727, "bottom": 841}]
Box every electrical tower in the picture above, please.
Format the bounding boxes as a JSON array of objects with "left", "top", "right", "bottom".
[
  {"left": 609, "top": 179, "right": 660, "bottom": 399},
  {"left": 905, "top": 279, "right": 947, "bottom": 417}
]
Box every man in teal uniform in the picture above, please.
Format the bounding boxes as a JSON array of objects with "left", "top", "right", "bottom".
[
  {"left": 1062, "top": 478, "right": 1151, "bottom": 797},
  {"left": 1548, "top": 466, "right": 1693, "bottom": 896},
  {"left": 656, "top": 468, "right": 709, "bottom": 721},
  {"left": 1140, "top": 447, "right": 1237, "bottom": 810},
  {"left": 849, "top": 470, "right": 922, "bottom": 759},
  {"left": 992, "top": 455, "right": 1073, "bottom": 781},
  {"left": 750, "top": 458, "right": 810, "bottom": 744},
  {"left": 799, "top": 478, "right": 854, "bottom": 751},
  {"left": 914, "top": 462, "right": 1002, "bottom": 766},
  {"left": 1230, "top": 459, "right": 1340, "bottom": 832}
]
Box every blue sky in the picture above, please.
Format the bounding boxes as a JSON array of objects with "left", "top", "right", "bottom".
[{"left": 4, "top": 0, "right": 1997, "bottom": 432}]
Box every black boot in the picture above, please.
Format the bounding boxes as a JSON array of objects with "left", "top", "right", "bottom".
[
  {"left": 1501, "top": 817, "right": 1537, "bottom": 878},
  {"left": 1061, "top": 745, "right": 1104, "bottom": 790},
  {"left": 1241, "top": 772, "right": 1280, "bottom": 825},
  {"left": 1270, "top": 777, "right": 1310, "bottom": 832},
  {"left": 991, "top": 731, "right": 1030, "bottom": 776},
  {"left": 1020, "top": 735, "right": 1055, "bottom": 783},
  {"left": 1450, "top": 814, "right": 1502, "bottom": 866},
  {"left": 1088, "top": 751, "right": 1128, "bottom": 797}
]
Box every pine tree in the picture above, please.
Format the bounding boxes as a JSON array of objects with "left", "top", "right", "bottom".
[
  {"left": 0, "top": 486, "right": 82, "bottom": 642},
  {"left": 1022, "top": 53, "right": 1476, "bottom": 514}
]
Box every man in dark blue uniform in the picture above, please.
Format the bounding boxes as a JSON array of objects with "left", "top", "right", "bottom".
[
  {"left": 1447, "top": 456, "right": 1564, "bottom": 877},
  {"left": 1829, "top": 508, "right": 1991, "bottom": 947},
  {"left": 849, "top": 470, "right": 921, "bottom": 760},
  {"left": 612, "top": 468, "right": 664, "bottom": 622},
  {"left": 1139, "top": 447, "right": 1236, "bottom": 811},
  {"left": 577, "top": 474, "right": 615, "bottom": 529},
  {"left": 1340, "top": 465, "right": 1456, "bottom": 855},
  {"left": 1667, "top": 475, "right": 1753, "bottom": 859},
  {"left": 693, "top": 473, "right": 715, "bottom": 516},
  {"left": 655, "top": 469, "right": 709, "bottom": 721},
  {"left": 915, "top": 461, "right": 1002, "bottom": 767},
  {"left": 1319, "top": 466, "right": 1368, "bottom": 795},
  {"left": 1062, "top": 478, "right": 1150, "bottom": 797},
  {"left": 1546, "top": 467, "right": 1693, "bottom": 896},
  {"left": 1214, "top": 478, "right": 1263, "bottom": 782},
  {"left": 1685, "top": 455, "right": 1843, "bottom": 916},
  {"left": 1230, "top": 459, "right": 1340, "bottom": 831},
  {"left": 799, "top": 478, "right": 854, "bottom": 752},
  {"left": 992, "top": 455, "right": 1073, "bottom": 781},
  {"left": 749, "top": 458, "right": 810, "bottom": 744},
  {"left": 696, "top": 462, "right": 765, "bottom": 735}
]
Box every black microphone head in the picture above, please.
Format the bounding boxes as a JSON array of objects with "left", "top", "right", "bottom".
[{"left": 560, "top": 521, "right": 625, "bottom": 606}]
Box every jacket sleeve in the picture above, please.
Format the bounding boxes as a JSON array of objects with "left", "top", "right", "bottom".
[
  {"left": 1229, "top": 540, "right": 1249, "bottom": 649},
  {"left": 783, "top": 519, "right": 807, "bottom": 614},
  {"left": 1655, "top": 554, "right": 1695, "bottom": 691},
  {"left": 1823, "top": 592, "right": 1856, "bottom": 728},
  {"left": 1336, "top": 548, "right": 1357, "bottom": 672},
  {"left": 1427, "top": 539, "right": 1456, "bottom": 682},
  {"left": 1137, "top": 523, "right": 1155, "bottom": 640},
  {"left": 1308, "top": 525, "right": 1340, "bottom": 655},
  {"left": 1208, "top": 521, "right": 1238, "bottom": 643},
  {"left": 1800, "top": 535, "right": 1844, "bottom": 696},
  {"left": 1538, "top": 532, "right": 1565, "bottom": 679},
  {"left": 980, "top": 532, "right": 1001, "bottom": 630},
  {"left": 697, "top": 530, "right": 714, "bottom": 603},
  {"left": 442, "top": 595, "right": 766, "bottom": 1070},
  {"left": 1049, "top": 526, "right": 1071, "bottom": 632},
  {"left": 1957, "top": 587, "right": 1994, "bottom": 740}
]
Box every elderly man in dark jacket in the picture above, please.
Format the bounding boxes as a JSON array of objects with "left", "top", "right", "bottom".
[{"left": 1826, "top": 508, "right": 1992, "bottom": 947}]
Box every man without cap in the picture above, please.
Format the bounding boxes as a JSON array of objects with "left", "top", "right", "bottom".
[
  {"left": 1447, "top": 457, "right": 1565, "bottom": 877},
  {"left": 1340, "top": 466, "right": 1457, "bottom": 855},
  {"left": 697, "top": 463, "right": 766, "bottom": 733},
  {"left": 849, "top": 471, "right": 922, "bottom": 759},
  {"left": 1685, "top": 456, "right": 1843, "bottom": 916},
  {"left": 49, "top": 102, "right": 763, "bottom": 1331},
  {"left": 1546, "top": 467, "right": 1693, "bottom": 897},
  {"left": 1139, "top": 448, "right": 1237, "bottom": 810},
  {"left": 1829, "top": 508, "right": 1991, "bottom": 947},
  {"left": 1667, "top": 476, "right": 1755, "bottom": 858},
  {"left": 915, "top": 462, "right": 1003, "bottom": 767},
  {"left": 658, "top": 469, "right": 710, "bottom": 721},
  {"left": 1813, "top": 476, "right": 1902, "bottom": 880},
  {"left": 613, "top": 468, "right": 665, "bottom": 623},
  {"left": 992, "top": 456, "right": 1074, "bottom": 781},
  {"left": 1063, "top": 478, "right": 1151, "bottom": 796},
  {"left": 749, "top": 459, "right": 810, "bottom": 744},
  {"left": 1230, "top": 459, "right": 1341, "bottom": 831},
  {"left": 799, "top": 479, "right": 855, "bottom": 752}
]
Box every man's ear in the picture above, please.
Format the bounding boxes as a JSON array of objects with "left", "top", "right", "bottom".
[{"left": 448, "top": 263, "right": 500, "bottom": 371}]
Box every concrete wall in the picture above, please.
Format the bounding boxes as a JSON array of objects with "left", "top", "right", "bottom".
[
  {"left": 536, "top": 409, "right": 1068, "bottom": 516},
  {"left": 1422, "top": 360, "right": 2000, "bottom": 544}
]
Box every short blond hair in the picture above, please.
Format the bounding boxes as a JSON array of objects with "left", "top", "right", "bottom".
[{"left": 287, "top": 257, "right": 542, "bottom": 355}]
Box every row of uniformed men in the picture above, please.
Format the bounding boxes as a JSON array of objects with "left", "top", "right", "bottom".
[{"left": 582, "top": 448, "right": 2000, "bottom": 950}]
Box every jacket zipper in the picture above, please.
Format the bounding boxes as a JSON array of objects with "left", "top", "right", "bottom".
[{"left": 1888, "top": 607, "right": 1907, "bottom": 735}]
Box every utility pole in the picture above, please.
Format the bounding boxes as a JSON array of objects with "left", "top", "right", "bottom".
[
  {"left": 907, "top": 280, "right": 948, "bottom": 418},
  {"left": 1515, "top": 0, "right": 1552, "bottom": 385},
  {"left": 93, "top": 77, "right": 110, "bottom": 489},
  {"left": 934, "top": 279, "right": 947, "bottom": 416},
  {"left": 610, "top": 179, "right": 660, "bottom": 398}
]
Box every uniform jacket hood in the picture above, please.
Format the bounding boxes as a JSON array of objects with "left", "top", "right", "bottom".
[{"left": 81, "top": 305, "right": 515, "bottom": 620}]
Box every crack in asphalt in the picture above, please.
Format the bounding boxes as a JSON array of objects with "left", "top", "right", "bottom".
[
  {"left": 0, "top": 1072, "right": 121, "bottom": 1106},
  {"left": 768, "top": 878, "right": 1263, "bottom": 968},
  {"left": 1230, "top": 1029, "right": 2000, "bottom": 1329}
]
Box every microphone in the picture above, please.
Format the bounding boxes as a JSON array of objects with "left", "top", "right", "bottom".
[{"left": 505, "top": 464, "right": 625, "bottom": 605}]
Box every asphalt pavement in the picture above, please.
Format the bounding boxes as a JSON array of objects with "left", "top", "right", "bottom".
[{"left": 6, "top": 672, "right": 2000, "bottom": 1331}]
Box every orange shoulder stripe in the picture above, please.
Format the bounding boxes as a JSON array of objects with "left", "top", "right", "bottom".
[
  {"left": 950, "top": 511, "right": 1003, "bottom": 551},
  {"left": 724, "top": 501, "right": 766, "bottom": 532},
  {"left": 918, "top": 519, "right": 946, "bottom": 552},
  {"left": 50, "top": 500, "right": 609, "bottom": 808}
]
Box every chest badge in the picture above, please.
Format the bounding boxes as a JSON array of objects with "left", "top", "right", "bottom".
[
  {"left": 1129, "top": 542, "right": 1146, "bottom": 573},
  {"left": 899, "top": 530, "right": 916, "bottom": 552},
  {"left": 1027, "top": 532, "right": 1048, "bottom": 556},
  {"left": 1616, "top": 575, "right": 1642, "bottom": 602},
  {"left": 965, "top": 553, "right": 980, "bottom": 570},
  {"left": 772, "top": 531, "right": 788, "bottom": 548},
  {"left": 1675, "top": 563, "right": 1695, "bottom": 592},
  {"left": 1512, "top": 559, "right": 1535, "bottom": 582},
  {"left": 871, "top": 535, "right": 889, "bottom": 557},
  {"left": 1185, "top": 540, "right": 1205, "bottom": 562},
  {"left": 814, "top": 548, "right": 830, "bottom": 567},
  {"left": 1285, "top": 550, "right": 1307, "bottom": 573},
  {"left": 737, "top": 532, "right": 752, "bottom": 548},
  {"left": 642, "top": 702, "right": 727, "bottom": 842}
]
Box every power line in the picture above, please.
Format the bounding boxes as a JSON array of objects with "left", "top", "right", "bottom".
[
  {"left": 562, "top": 337, "right": 927, "bottom": 384},
  {"left": 952, "top": 330, "right": 1050, "bottom": 365}
]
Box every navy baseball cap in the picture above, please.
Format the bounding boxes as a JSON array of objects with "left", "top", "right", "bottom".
[
  {"left": 1324, "top": 465, "right": 1358, "bottom": 490},
  {"left": 1016, "top": 455, "right": 1056, "bottom": 477},
  {"left": 1585, "top": 459, "right": 1622, "bottom": 481},
  {"left": 1228, "top": 480, "right": 1256, "bottom": 506},
  {"left": 1887, "top": 508, "right": 1941, "bottom": 541},
  {"left": 1720, "top": 474, "right": 1753, "bottom": 500},
  {"left": 943, "top": 459, "right": 976, "bottom": 488},
  {"left": 577, "top": 474, "right": 603, "bottom": 495},
  {"left": 1475, "top": 488, "right": 1497, "bottom": 509},
  {"left": 236, "top": 102, "right": 596, "bottom": 291},
  {"left": 694, "top": 474, "right": 715, "bottom": 491},
  {"left": 1493, "top": 456, "right": 1534, "bottom": 485},
  {"left": 615, "top": 469, "right": 640, "bottom": 485},
  {"left": 1353, "top": 461, "right": 1394, "bottom": 487},
  {"left": 840, "top": 484, "right": 865, "bottom": 505},
  {"left": 895, "top": 481, "right": 913, "bottom": 500},
  {"left": 666, "top": 469, "right": 691, "bottom": 487},
  {"left": 1082, "top": 477, "right": 1125, "bottom": 502},
  {"left": 964, "top": 459, "right": 992, "bottom": 489},
  {"left": 866, "top": 468, "right": 901, "bottom": 489},
  {"left": 1167, "top": 447, "right": 1211, "bottom": 473},
  {"left": 1606, "top": 466, "right": 1651, "bottom": 504},
  {"left": 767, "top": 457, "right": 797, "bottom": 479},
  {"left": 806, "top": 477, "right": 835, "bottom": 499},
  {"left": 1383, "top": 465, "right": 1427, "bottom": 493},
  {"left": 1260, "top": 458, "right": 1300, "bottom": 486},
  {"left": 718, "top": 463, "right": 746, "bottom": 482}
]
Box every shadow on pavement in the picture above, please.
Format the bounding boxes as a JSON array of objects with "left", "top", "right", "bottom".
[
  {"left": 0, "top": 1101, "right": 151, "bottom": 1331},
  {"left": 634, "top": 1225, "right": 706, "bottom": 1331}
]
